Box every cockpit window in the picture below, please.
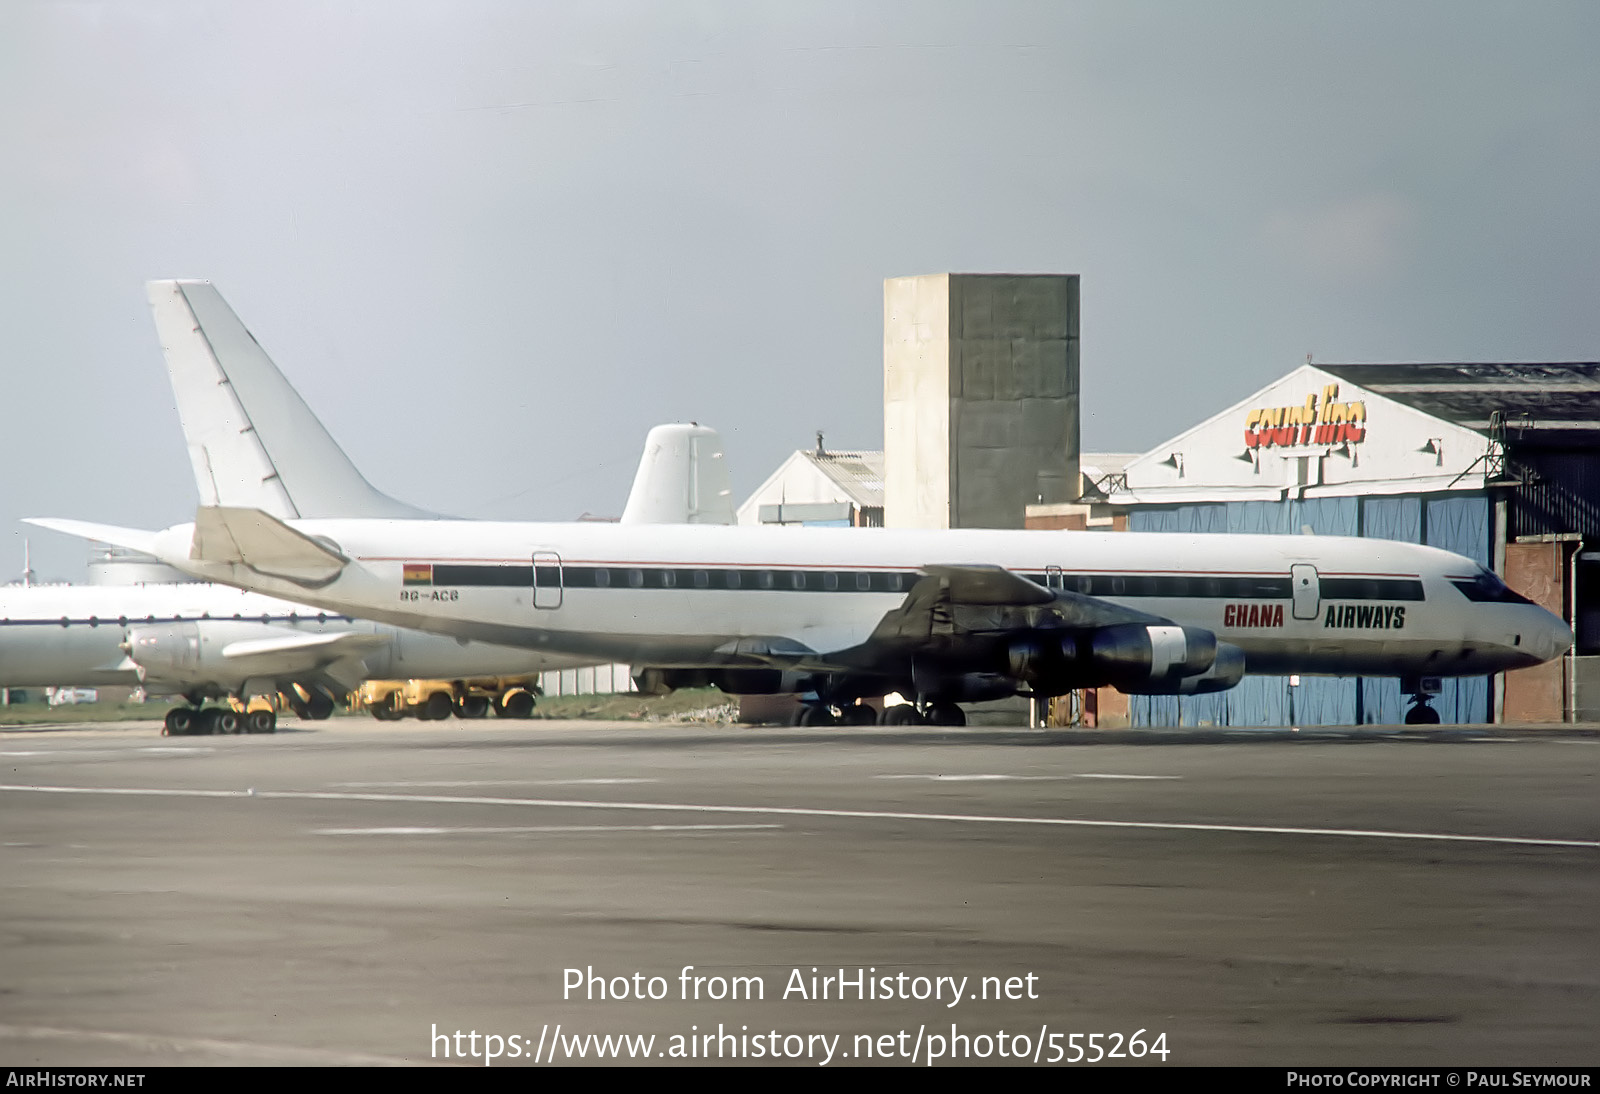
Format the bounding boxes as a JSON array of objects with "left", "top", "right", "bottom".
[{"left": 1450, "top": 567, "right": 1535, "bottom": 605}]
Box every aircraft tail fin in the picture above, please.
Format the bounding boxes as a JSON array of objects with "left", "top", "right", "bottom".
[
  {"left": 147, "top": 280, "right": 437, "bottom": 521},
  {"left": 619, "top": 423, "right": 736, "bottom": 525}
]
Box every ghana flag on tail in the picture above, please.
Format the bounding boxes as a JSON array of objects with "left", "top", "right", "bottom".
[{"left": 403, "top": 563, "right": 433, "bottom": 586}]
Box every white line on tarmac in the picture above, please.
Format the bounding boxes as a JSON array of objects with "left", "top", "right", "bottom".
[
  {"left": 2, "top": 782, "right": 1595, "bottom": 848},
  {"left": 314, "top": 823, "right": 782, "bottom": 835},
  {"left": 0, "top": 747, "right": 212, "bottom": 757},
  {"left": 330, "top": 778, "right": 659, "bottom": 788},
  {"left": 874, "top": 773, "right": 1180, "bottom": 781},
  {"left": 0, "top": 1023, "right": 412, "bottom": 1066}
]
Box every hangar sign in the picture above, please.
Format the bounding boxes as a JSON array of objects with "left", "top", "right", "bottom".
[{"left": 1244, "top": 384, "right": 1367, "bottom": 450}]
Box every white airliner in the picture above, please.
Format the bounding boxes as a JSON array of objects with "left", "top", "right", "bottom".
[
  {"left": 33, "top": 507, "right": 1572, "bottom": 727},
  {"left": 26, "top": 281, "right": 1570, "bottom": 728},
  {"left": 3, "top": 281, "right": 736, "bottom": 734}
]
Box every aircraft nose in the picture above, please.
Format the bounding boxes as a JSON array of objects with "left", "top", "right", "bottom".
[{"left": 1532, "top": 608, "right": 1573, "bottom": 664}]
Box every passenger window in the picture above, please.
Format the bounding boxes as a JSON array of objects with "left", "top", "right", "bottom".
[
  {"left": 594, "top": 569, "right": 611, "bottom": 588},
  {"left": 693, "top": 570, "right": 710, "bottom": 588},
  {"left": 723, "top": 570, "right": 741, "bottom": 589},
  {"left": 628, "top": 569, "right": 644, "bottom": 588},
  {"left": 822, "top": 573, "right": 839, "bottom": 591}
]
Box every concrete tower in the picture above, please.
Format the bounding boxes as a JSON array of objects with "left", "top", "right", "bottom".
[{"left": 883, "top": 273, "right": 1080, "bottom": 529}]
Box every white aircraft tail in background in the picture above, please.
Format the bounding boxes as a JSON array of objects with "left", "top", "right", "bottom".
[{"left": 621, "top": 423, "right": 735, "bottom": 525}]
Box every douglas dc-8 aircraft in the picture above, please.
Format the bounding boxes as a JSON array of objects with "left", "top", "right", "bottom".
[
  {"left": 30, "top": 275, "right": 1571, "bottom": 726},
  {"left": 3, "top": 281, "right": 735, "bottom": 733},
  {"left": 34, "top": 510, "right": 1569, "bottom": 726}
]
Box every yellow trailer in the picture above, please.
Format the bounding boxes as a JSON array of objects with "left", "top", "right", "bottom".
[{"left": 355, "top": 677, "right": 540, "bottom": 721}]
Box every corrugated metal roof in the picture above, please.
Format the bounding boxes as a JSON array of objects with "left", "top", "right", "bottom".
[
  {"left": 800, "top": 450, "right": 884, "bottom": 509},
  {"left": 1319, "top": 362, "right": 1600, "bottom": 444}
]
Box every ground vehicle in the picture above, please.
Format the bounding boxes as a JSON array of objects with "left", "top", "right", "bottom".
[{"left": 356, "top": 677, "right": 540, "bottom": 720}]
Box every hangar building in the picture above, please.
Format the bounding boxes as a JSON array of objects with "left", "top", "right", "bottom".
[{"left": 1085, "top": 361, "right": 1600, "bottom": 726}]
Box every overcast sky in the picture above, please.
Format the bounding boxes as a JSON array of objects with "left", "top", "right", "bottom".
[{"left": 3, "top": 1, "right": 1597, "bottom": 580}]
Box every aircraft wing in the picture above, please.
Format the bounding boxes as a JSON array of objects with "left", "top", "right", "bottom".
[
  {"left": 801, "top": 561, "right": 1205, "bottom": 692},
  {"left": 191, "top": 506, "right": 348, "bottom": 587},
  {"left": 857, "top": 563, "right": 1162, "bottom": 648},
  {"left": 218, "top": 630, "right": 389, "bottom": 687},
  {"left": 220, "top": 631, "right": 387, "bottom": 662}
]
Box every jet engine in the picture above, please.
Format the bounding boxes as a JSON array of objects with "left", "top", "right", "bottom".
[
  {"left": 123, "top": 622, "right": 204, "bottom": 688},
  {"left": 1121, "top": 640, "right": 1246, "bottom": 695},
  {"left": 1089, "top": 623, "right": 1217, "bottom": 684},
  {"left": 124, "top": 619, "right": 352, "bottom": 695},
  {"left": 1007, "top": 623, "right": 1229, "bottom": 695}
]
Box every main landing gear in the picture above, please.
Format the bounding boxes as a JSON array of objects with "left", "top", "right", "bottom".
[
  {"left": 162, "top": 705, "right": 277, "bottom": 736},
  {"left": 790, "top": 702, "right": 878, "bottom": 727},
  {"left": 790, "top": 700, "right": 967, "bottom": 728}
]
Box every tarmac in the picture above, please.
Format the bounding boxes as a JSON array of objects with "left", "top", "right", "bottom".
[{"left": 1, "top": 717, "right": 1596, "bottom": 1067}]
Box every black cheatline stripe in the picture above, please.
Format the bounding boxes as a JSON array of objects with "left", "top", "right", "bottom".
[
  {"left": 407, "top": 565, "right": 1427, "bottom": 603},
  {"left": 1318, "top": 577, "right": 1426, "bottom": 602},
  {"left": 432, "top": 563, "right": 532, "bottom": 587},
  {"left": 1032, "top": 573, "right": 1295, "bottom": 599}
]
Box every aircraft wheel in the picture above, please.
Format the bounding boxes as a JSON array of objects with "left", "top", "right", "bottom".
[
  {"left": 247, "top": 710, "right": 277, "bottom": 734},
  {"left": 798, "top": 705, "right": 837, "bottom": 727},
  {"left": 305, "top": 690, "right": 335, "bottom": 720},
  {"left": 418, "top": 692, "right": 453, "bottom": 721},
  {"left": 164, "top": 707, "right": 195, "bottom": 735},
  {"left": 498, "top": 691, "right": 535, "bottom": 719},
  {"left": 194, "top": 707, "right": 220, "bottom": 735},
  {"left": 1404, "top": 702, "right": 1441, "bottom": 725},
  {"left": 369, "top": 702, "right": 395, "bottom": 721},
  {"left": 926, "top": 702, "right": 967, "bottom": 727},
  {"left": 214, "top": 709, "right": 242, "bottom": 735},
  {"left": 879, "top": 705, "right": 922, "bottom": 726},
  {"left": 839, "top": 703, "right": 877, "bottom": 726},
  {"left": 456, "top": 695, "right": 491, "bottom": 719}
]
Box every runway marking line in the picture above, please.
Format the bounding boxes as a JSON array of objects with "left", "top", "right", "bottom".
[
  {"left": 0, "top": 747, "right": 212, "bottom": 757},
  {"left": 873, "top": 773, "right": 1180, "bottom": 781},
  {"left": 314, "top": 823, "right": 782, "bottom": 835},
  {"left": 2, "top": 782, "right": 1596, "bottom": 849},
  {"left": 330, "top": 778, "right": 659, "bottom": 788},
  {"left": 0, "top": 1022, "right": 411, "bottom": 1066}
]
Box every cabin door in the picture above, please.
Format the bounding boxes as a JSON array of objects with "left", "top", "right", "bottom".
[
  {"left": 1290, "top": 563, "right": 1320, "bottom": 621},
  {"left": 533, "top": 551, "right": 563, "bottom": 610}
]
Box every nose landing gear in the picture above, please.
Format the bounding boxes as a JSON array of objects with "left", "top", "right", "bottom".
[{"left": 1403, "top": 696, "right": 1441, "bottom": 725}]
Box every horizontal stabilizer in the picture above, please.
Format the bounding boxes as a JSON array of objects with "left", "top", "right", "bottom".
[
  {"left": 21, "top": 518, "right": 160, "bottom": 556},
  {"left": 192, "top": 506, "right": 347, "bottom": 587}
]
